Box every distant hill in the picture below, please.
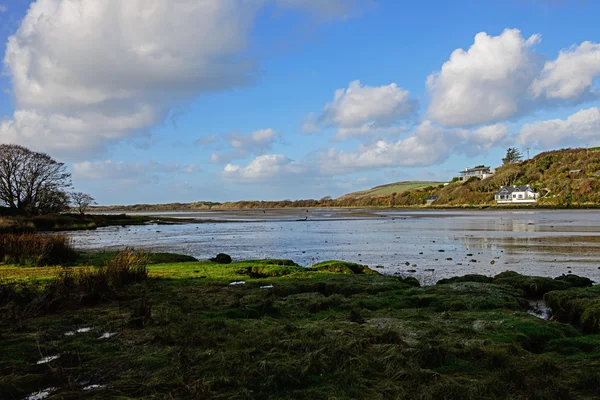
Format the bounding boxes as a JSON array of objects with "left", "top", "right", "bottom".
[
  {"left": 389, "top": 148, "right": 600, "bottom": 207},
  {"left": 339, "top": 181, "right": 445, "bottom": 199}
]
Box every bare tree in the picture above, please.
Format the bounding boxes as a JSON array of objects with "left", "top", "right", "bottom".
[
  {"left": 0, "top": 144, "right": 71, "bottom": 215},
  {"left": 70, "top": 192, "right": 96, "bottom": 215}
]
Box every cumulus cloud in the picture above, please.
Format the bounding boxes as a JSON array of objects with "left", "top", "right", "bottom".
[
  {"left": 226, "top": 121, "right": 510, "bottom": 180},
  {"left": 427, "top": 29, "right": 543, "bottom": 127},
  {"left": 223, "top": 154, "right": 306, "bottom": 182},
  {"left": 531, "top": 41, "right": 600, "bottom": 100},
  {"left": 198, "top": 128, "right": 281, "bottom": 164},
  {"left": 1, "top": 0, "right": 356, "bottom": 159},
  {"left": 0, "top": 5, "right": 7, "bottom": 13},
  {"left": 317, "top": 121, "right": 509, "bottom": 174},
  {"left": 517, "top": 107, "right": 600, "bottom": 149},
  {"left": 1, "top": 0, "right": 260, "bottom": 158},
  {"left": 427, "top": 28, "right": 600, "bottom": 128},
  {"left": 73, "top": 160, "right": 196, "bottom": 184},
  {"left": 304, "top": 80, "right": 417, "bottom": 140}
]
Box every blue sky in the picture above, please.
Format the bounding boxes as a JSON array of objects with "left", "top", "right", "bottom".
[{"left": 1, "top": 0, "right": 599, "bottom": 205}]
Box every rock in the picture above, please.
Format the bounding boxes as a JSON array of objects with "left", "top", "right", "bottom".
[
  {"left": 211, "top": 253, "right": 232, "bottom": 264},
  {"left": 446, "top": 258, "right": 453, "bottom": 261},
  {"left": 470, "top": 259, "right": 477, "bottom": 263},
  {"left": 490, "top": 260, "right": 495, "bottom": 265},
  {"left": 405, "top": 262, "right": 410, "bottom": 266},
  {"left": 407, "top": 269, "right": 417, "bottom": 273}
]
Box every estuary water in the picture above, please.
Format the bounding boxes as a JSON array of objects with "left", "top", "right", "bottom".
[{"left": 69, "top": 209, "right": 600, "bottom": 283}]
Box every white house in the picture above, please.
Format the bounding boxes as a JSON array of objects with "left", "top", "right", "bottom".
[
  {"left": 458, "top": 166, "right": 494, "bottom": 182},
  {"left": 495, "top": 185, "right": 539, "bottom": 204}
]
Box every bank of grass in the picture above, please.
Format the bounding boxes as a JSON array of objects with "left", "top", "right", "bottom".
[
  {"left": 1, "top": 258, "right": 600, "bottom": 399},
  {"left": 0, "top": 213, "right": 198, "bottom": 234},
  {"left": 0, "top": 233, "right": 75, "bottom": 266}
]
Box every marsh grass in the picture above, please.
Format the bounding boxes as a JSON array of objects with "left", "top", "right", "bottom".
[
  {"left": 1, "top": 260, "right": 600, "bottom": 399},
  {"left": 0, "top": 248, "right": 148, "bottom": 320},
  {"left": 0, "top": 233, "right": 75, "bottom": 266}
]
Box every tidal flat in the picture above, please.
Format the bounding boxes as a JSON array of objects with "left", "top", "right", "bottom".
[
  {"left": 2, "top": 254, "right": 600, "bottom": 399},
  {"left": 74, "top": 209, "right": 600, "bottom": 282}
]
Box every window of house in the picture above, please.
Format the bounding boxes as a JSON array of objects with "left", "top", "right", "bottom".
[
  {"left": 518, "top": 194, "right": 523, "bottom": 199},
  {"left": 513, "top": 194, "right": 516, "bottom": 198}
]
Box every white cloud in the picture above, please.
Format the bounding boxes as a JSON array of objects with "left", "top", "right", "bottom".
[
  {"left": 200, "top": 128, "right": 281, "bottom": 164},
  {"left": 427, "top": 29, "right": 543, "bottom": 127},
  {"left": 73, "top": 160, "right": 185, "bottom": 183},
  {"left": 517, "top": 107, "right": 600, "bottom": 149},
  {"left": 2, "top": 0, "right": 353, "bottom": 159},
  {"left": 305, "top": 80, "right": 417, "bottom": 140},
  {"left": 222, "top": 121, "right": 509, "bottom": 181},
  {"left": 2, "top": 0, "right": 260, "bottom": 158},
  {"left": 457, "top": 124, "right": 511, "bottom": 156},
  {"left": 531, "top": 41, "right": 600, "bottom": 100},
  {"left": 223, "top": 154, "right": 306, "bottom": 182},
  {"left": 0, "top": 5, "right": 7, "bottom": 13},
  {"left": 318, "top": 121, "right": 509, "bottom": 174}
]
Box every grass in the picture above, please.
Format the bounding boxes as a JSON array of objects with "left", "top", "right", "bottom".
[
  {"left": 340, "top": 181, "right": 445, "bottom": 198},
  {"left": 1, "top": 258, "right": 600, "bottom": 399},
  {"left": 0, "top": 213, "right": 198, "bottom": 234},
  {"left": 0, "top": 233, "right": 75, "bottom": 266}
]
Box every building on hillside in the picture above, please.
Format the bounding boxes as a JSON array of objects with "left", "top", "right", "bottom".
[
  {"left": 495, "top": 185, "right": 539, "bottom": 204},
  {"left": 425, "top": 196, "right": 439, "bottom": 205},
  {"left": 458, "top": 166, "right": 494, "bottom": 182}
]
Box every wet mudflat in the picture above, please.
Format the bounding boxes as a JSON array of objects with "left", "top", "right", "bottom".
[{"left": 72, "top": 209, "right": 600, "bottom": 282}]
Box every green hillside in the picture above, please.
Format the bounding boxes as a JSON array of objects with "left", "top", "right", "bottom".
[
  {"left": 393, "top": 148, "right": 600, "bottom": 207},
  {"left": 340, "top": 181, "right": 445, "bottom": 199}
]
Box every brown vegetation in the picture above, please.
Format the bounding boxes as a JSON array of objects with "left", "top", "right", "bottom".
[{"left": 0, "top": 233, "right": 75, "bottom": 266}]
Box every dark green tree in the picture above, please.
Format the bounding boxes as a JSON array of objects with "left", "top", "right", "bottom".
[
  {"left": 0, "top": 144, "right": 71, "bottom": 215},
  {"left": 502, "top": 147, "right": 524, "bottom": 164}
]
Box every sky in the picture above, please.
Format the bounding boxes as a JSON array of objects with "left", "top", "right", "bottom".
[{"left": 0, "top": 0, "right": 599, "bottom": 205}]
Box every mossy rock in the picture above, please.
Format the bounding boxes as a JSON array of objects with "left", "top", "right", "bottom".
[
  {"left": 493, "top": 272, "right": 570, "bottom": 298},
  {"left": 555, "top": 274, "right": 593, "bottom": 288},
  {"left": 545, "top": 286, "right": 600, "bottom": 333},
  {"left": 308, "top": 261, "right": 379, "bottom": 275},
  {"left": 398, "top": 276, "right": 421, "bottom": 287},
  {"left": 437, "top": 274, "right": 492, "bottom": 285},
  {"left": 211, "top": 253, "right": 232, "bottom": 264}
]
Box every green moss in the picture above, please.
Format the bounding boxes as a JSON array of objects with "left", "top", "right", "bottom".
[
  {"left": 3, "top": 263, "right": 600, "bottom": 399},
  {"left": 308, "top": 260, "right": 379, "bottom": 275},
  {"left": 437, "top": 274, "right": 493, "bottom": 285},
  {"left": 545, "top": 286, "right": 600, "bottom": 332}
]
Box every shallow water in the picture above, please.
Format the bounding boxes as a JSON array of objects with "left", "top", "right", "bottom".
[{"left": 70, "top": 209, "right": 600, "bottom": 282}]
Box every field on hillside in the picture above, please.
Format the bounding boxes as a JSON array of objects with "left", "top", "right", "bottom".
[{"left": 340, "top": 181, "right": 445, "bottom": 199}]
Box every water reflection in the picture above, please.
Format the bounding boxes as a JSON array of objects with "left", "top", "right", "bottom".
[{"left": 68, "top": 210, "right": 600, "bottom": 283}]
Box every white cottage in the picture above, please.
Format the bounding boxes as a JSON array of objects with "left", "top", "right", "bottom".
[{"left": 495, "top": 185, "right": 539, "bottom": 204}]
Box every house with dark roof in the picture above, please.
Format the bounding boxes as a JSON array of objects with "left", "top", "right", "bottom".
[
  {"left": 495, "top": 185, "right": 539, "bottom": 204},
  {"left": 458, "top": 166, "right": 494, "bottom": 182}
]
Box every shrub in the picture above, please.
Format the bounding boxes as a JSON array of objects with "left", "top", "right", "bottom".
[{"left": 0, "top": 233, "right": 75, "bottom": 266}]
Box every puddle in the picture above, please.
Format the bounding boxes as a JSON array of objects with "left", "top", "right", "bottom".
[
  {"left": 528, "top": 300, "right": 552, "bottom": 320},
  {"left": 83, "top": 384, "right": 106, "bottom": 391},
  {"left": 260, "top": 285, "right": 274, "bottom": 289},
  {"left": 23, "top": 387, "right": 57, "bottom": 400},
  {"left": 229, "top": 281, "right": 246, "bottom": 286},
  {"left": 98, "top": 332, "right": 117, "bottom": 340},
  {"left": 64, "top": 327, "right": 92, "bottom": 336},
  {"left": 36, "top": 355, "right": 60, "bottom": 365}
]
